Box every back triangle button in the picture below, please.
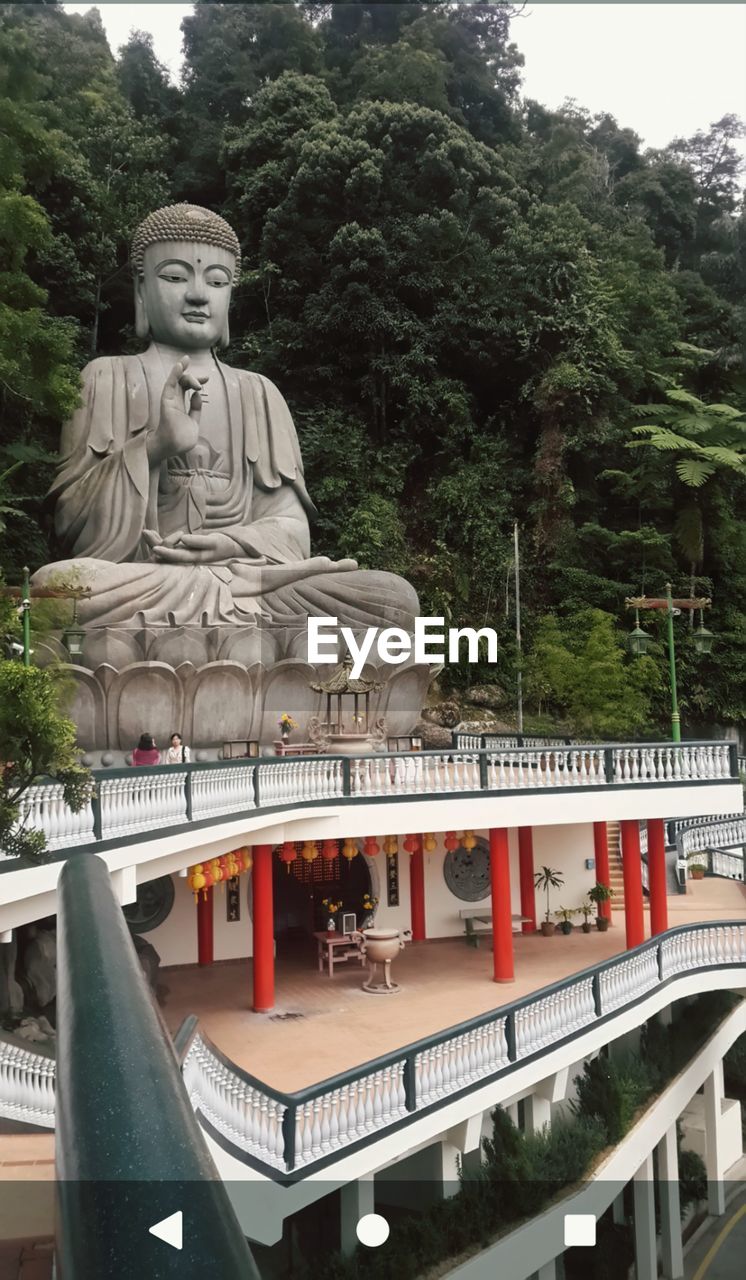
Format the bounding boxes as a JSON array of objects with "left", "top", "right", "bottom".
[{"left": 149, "top": 1210, "right": 183, "bottom": 1251}]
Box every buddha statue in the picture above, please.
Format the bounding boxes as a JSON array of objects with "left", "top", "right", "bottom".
[{"left": 34, "top": 204, "right": 418, "bottom": 635}]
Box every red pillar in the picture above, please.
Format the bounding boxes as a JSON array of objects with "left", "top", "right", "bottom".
[
  {"left": 647, "top": 818, "right": 669, "bottom": 937},
  {"left": 410, "top": 837, "right": 426, "bottom": 942},
  {"left": 593, "top": 822, "right": 612, "bottom": 922},
  {"left": 489, "top": 827, "right": 514, "bottom": 983},
  {"left": 517, "top": 827, "right": 536, "bottom": 933},
  {"left": 252, "top": 844, "right": 275, "bottom": 1012},
  {"left": 197, "top": 886, "right": 213, "bottom": 965},
  {"left": 620, "top": 820, "right": 645, "bottom": 949}
]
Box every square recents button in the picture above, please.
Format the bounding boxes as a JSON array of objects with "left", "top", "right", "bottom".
[{"left": 564, "top": 1214, "right": 596, "bottom": 1247}]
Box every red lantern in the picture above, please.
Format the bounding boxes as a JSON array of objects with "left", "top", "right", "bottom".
[
  {"left": 321, "top": 838, "right": 338, "bottom": 861},
  {"left": 278, "top": 841, "right": 297, "bottom": 872},
  {"left": 444, "top": 831, "right": 459, "bottom": 852},
  {"left": 403, "top": 834, "right": 421, "bottom": 855},
  {"left": 363, "top": 836, "right": 380, "bottom": 857}
]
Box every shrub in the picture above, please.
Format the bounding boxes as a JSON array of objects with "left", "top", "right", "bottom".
[{"left": 572, "top": 1052, "right": 654, "bottom": 1143}]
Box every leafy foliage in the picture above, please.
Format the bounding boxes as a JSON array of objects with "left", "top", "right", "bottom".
[
  {"left": 0, "top": 659, "right": 92, "bottom": 861},
  {"left": 0, "top": 3, "right": 744, "bottom": 728}
]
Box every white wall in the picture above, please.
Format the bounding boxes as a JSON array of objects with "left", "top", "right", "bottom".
[{"left": 146, "top": 822, "right": 598, "bottom": 966}]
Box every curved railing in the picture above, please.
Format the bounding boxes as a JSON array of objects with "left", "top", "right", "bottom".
[
  {"left": 145, "top": 919, "right": 746, "bottom": 1179},
  {"left": 674, "top": 813, "right": 746, "bottom": 889},
  {"left": 2, "top": 740, "right": 738, "bottom": 867},
  {"left": 7, "top": 919, "right": 746, "bottom": 1181}
]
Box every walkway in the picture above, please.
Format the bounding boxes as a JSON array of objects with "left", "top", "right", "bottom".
[
  {"left": 161, "top": 878, "right": 746, "bottom": 1091},
  {"left": 686, "top": 1182, "right": 746, "bottom": 1279}
]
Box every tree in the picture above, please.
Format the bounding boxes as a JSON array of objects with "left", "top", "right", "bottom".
[
  {"left": 0, "top": 659, "right": 92, "bottom": 861},
  {"left": 524, "top": 609, "right": 660, "bottom": 738},
  {"left": 629, "top": 388, "right": 746, "bottom": 583}
]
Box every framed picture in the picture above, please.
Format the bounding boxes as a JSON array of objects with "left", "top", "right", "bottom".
[
  {"left": 341, "top": 912, "right": 357, "bottom": 937},
  {"left": 223, "top": 740, "right": 260, "bottom": 759}
]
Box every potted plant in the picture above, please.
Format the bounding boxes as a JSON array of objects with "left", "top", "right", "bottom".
[
  {"left": 534, "top": 866, "right": 564, "bottom": 937},
  {"left": 579, "top": 900, "right": 594, "bottom": 933},
  {"left": 689, "top": 862, "right": 706, "bottom": 880},
  {"left": 588, "top": 882, "right": 613, "bottom": 931},
  {"left": 554, "top": 906, "right": 577, "bottom": 936},
  {"left": 321, "top": 898, "right": 343, "bottom": 930},
  {"left": 361, "top": 892, "right": 378, "bottom": 928}
]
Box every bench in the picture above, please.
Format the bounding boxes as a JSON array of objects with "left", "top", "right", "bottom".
[{"left": 458, "top": 909, "right": 531, "bottom": 947}]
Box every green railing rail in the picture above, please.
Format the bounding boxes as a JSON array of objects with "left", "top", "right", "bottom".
[{"left": 55, "top": 855, "right": 261, "bottom": 1280}]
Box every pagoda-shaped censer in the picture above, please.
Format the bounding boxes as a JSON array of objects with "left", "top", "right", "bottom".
[{"left": 308, "top": 656, "right": 386, "bottom": 754}]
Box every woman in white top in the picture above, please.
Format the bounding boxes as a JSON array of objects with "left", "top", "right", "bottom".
[{"left": 165, "top": 732, "right": 191, "bottom": 764}]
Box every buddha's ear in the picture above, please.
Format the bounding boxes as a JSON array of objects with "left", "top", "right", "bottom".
[{"left": 133, "top": 276, "right": 150, "bottom": 340}]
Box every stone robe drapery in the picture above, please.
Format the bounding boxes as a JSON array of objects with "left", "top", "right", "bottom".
[{"left": 39, "top": 350, "right": 417, "bottom": 631}]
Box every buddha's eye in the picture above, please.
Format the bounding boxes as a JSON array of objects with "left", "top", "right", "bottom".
[
  {"left": 206, "top": 275, "right": 230, "bottom": 289},
  {"left": 159, "top": 272, "right": 187, "bottom": 284}
]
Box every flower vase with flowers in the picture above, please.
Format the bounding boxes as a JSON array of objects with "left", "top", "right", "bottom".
[
  {"left": 279, "top": 712, "right": 298, "bottom": 742},
  {"left": 361, "top": 892, "right": 378, "bottom": 929},
  {"left": 322, "top": 898, "right": 343, "bottom": 931}
]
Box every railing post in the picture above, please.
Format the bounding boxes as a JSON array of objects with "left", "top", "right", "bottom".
[
  {"left": 252, "top": 763, "right": 260, "bottom": 809},
  {"left": 729, "top": 742, "right": 738, "bottom": 778},
  {"left": 657, "top": 940, "right": 664, "bottom": 982},
  {"left": 282, "top": 1102, "right": 296, "bottom": 1172},
  {"left": 184, "top": 770, "right": 193, "bottom": 823},
  {"left": 342, "top": 757, "right": 351, "bottom": 796},
  {"left": 506, "top": 1012, "right": 517, "bottom": 1062},
  {"left": 479, "top": 750, "right": 488, "bottom": 790},
  {"left": 604, "top": 747, "right": 615, "bottom": 784},
  {"left": 517, "top": 734, "right": 524, "bottom": 748},
  {"left": 592, "top": 971, "right": 602, "bottom": 1017},
  {"left": 403, "top": 1052, "right": 417, "bottom": 1111},
  {"left": 91, "top": 787, "right": 102, "bottom": 842}
]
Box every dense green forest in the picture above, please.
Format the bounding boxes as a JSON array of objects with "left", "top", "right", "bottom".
[{"left": 1, "top": 1, "right": 745, "bottom": 737}]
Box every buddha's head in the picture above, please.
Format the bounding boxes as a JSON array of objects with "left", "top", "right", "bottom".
[{"left": 131, "top": 204, "right": 241, "bottom": 351}]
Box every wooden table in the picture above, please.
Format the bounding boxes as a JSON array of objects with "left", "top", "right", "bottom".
[
  {"left": 314, "top": 931, "right": 364, "bottom": 977},
  {"left": 458, "top": 909, "right": 532, "bottom": 947}
]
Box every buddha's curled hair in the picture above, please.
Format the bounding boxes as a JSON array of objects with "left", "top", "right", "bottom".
[{"left": 131, "top": 204, "right": 241, "bottom": 282}]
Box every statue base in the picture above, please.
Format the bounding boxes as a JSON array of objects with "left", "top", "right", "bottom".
[{"left": 34, "top": 624, "right": 432, "bottom": 758}]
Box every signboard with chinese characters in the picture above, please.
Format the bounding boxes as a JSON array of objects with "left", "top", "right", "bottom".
[
  {"left": 386, "top": 852, "right": 399, "bottom": 907},
  {"left": 227, "top": 877, "right": 241, "bottom": 922}
]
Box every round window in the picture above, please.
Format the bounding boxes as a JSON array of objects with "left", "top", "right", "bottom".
[
  {"left": 122, "top": 875, "right": 175, "bottom": 933},
  {"left": 443, "top": 838, "right": 490, "bottom": 902}
]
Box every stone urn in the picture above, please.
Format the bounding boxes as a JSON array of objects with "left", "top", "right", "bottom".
[{"left": 359, "top": 928, "right": 409, "bottom": 994}]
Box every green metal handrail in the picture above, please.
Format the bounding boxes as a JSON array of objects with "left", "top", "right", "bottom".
[{"left": 55, "top": 855, "right": 261, "bottom": 1279}]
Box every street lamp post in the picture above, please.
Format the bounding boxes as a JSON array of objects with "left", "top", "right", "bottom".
[
  {"left": 1, "top": 573, "right": 91, "bottom": 665},
  {"left": 625, "top": 584, "right": 713, "bottom": 744},
  {"left": 21, "top": 566, "right": 31, "bottom": 668}
]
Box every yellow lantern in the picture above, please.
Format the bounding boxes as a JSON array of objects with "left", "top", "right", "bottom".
[
  {"left": 301, "top": 840, "right": 318, "bottom": 863},
  {"left": 209, "top": 857, "right": 224, "bottom": 886},
  {"left": 462, "top": 830, "right": 477, "bottom": 852},
  {"left": 423, "top": 833, "right": 437, "bottom": 854},
  {"left": 225, "top": 850, "right": 239, "bottom": 878},
  {"left": 240, "top": 847, "right": 253, "bottom": 873},
  {"left": 188, "top": 864, "right": 206, "bottom": 903},
  {"left": 384, "top": 835, "right": 398, "bottom": 857},
  {"left": 342, "top": 838, "right": 358, "bottom": 862}
]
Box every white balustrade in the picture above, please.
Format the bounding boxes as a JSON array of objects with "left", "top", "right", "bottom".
[
  {"left": 182, "top": 1035, "right": 287, "bottom": 1171},
  {"left": 98, "top": 770, "right": 188, "bottom": 839},
  {"left": 660, "top": 924, "right": 746, "bottom": 979},
  {"left": 415, "top": 1016, "right": 510, "bottom": 1108},
  {"left": 613, "top": 743, "right": 731, "bottom": 784},
  {"left": 14, "top": 783, "right": 95, "bottom": 852},
  {"left": 514, "top": 978, "right": 596, "bottom": 1057},
  {"left": 190, "top": 766, "right": 255, "bottom": 821},
  {"left": 256, "top": 758, "right": 345, "bottom": 807},
  {"left": 681, "top": 817, "right": 746, "bottom": 861},
  {"left": 598, "top": 947, "right": 659, "bottom": 1014},
  {"left": 0, "top": 1043, "right": 55, "bottom": 1128},
  {"left": 293, "top": 1062, "right": 409, "bottom": 1168},
  {"left": 710, "top": 850, "right": 744, "bottom": 880}
]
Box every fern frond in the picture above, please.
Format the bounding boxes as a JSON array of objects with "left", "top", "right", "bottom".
[{"left": 675, "top": 458, "right": 715, "bottom": 488}]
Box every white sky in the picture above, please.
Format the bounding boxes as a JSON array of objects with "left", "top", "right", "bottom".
[{"left": 63, "top": 3, "right": 746, "bottom": 157}]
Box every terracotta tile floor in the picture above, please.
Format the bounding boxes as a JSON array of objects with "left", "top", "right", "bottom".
[{"left": 161, "top": 877, "right": 746, "bottom": 1092}]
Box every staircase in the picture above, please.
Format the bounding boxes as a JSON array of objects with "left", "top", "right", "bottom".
[{"left": 606, "top": 821, "right": 650, "bottom": 912}]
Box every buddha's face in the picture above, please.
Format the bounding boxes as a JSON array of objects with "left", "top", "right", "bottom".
[{"left": 136, "top": 240, "right": 235, "bottom": 350}]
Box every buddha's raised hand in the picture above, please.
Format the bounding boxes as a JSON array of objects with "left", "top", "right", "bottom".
[{"left": 147, "top": 356, "right": 209, "bottom": 464}]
